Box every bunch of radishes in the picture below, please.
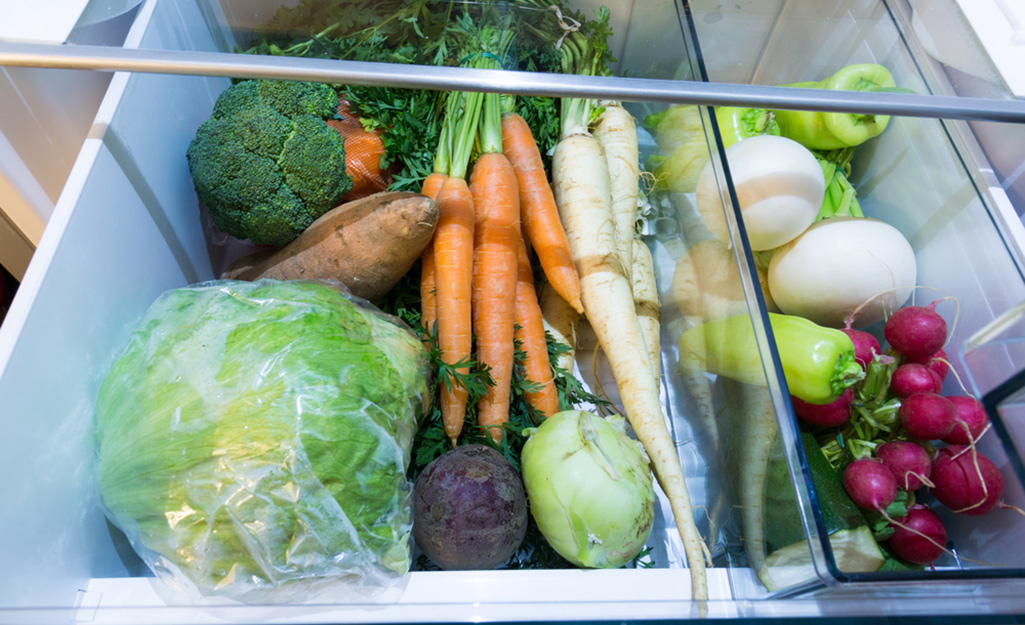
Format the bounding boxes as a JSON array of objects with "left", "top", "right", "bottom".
[{"left": 794, "top": 299, "right": 1011, "bottom": 567}]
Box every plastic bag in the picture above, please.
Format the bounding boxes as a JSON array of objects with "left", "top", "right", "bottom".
[{"left": 94, "top": 279, "right": 430, "bottom": 603}]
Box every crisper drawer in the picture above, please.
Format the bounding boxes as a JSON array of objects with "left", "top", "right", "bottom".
[
  {"left": 2, "top": 0, "right": 1025, "bottom": 622},
  {"left": 682, "top": 0, "right": 1025, "bottom": 595}
]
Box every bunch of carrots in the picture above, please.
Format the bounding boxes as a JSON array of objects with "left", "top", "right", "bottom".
[
  {"left": 419, "top": 8, "right": 710, "bottom": 604},
  {"left": 418, "top": 26, "right": 583, "bottom": 447}
]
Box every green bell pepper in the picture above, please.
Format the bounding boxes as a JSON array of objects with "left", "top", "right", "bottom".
[
  {"left": 643, "top": 104, "right": 782, "bottom": 192},
  {"left": 714, "top": 106, "right": 781, "bottom": 149},
  {"left": 774, "top": 63, "right": 898, "bottom": 150},
  {"left": 678, "top": 312, "right": 864, "bottom": 404}
]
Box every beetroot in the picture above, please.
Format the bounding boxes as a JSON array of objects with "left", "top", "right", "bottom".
[
  {"left": 890, "top": 363, "right": 943, "bottom": 399},
  {"left": 876, "top": 440, "right": 933, "bottom": 491},
  {"left": 886, "top": 505, "right": 948, "bottom": 565},
  {"left": 941, "top": 396, "right": 989, "bottom": 445},
  {"left": 884, "top": 302, "right": 948, "bottom": 361},
  {"left": 792, "top": 388, "right": 853, "bottom": 427},
  {"left": 929, "top": 445, "right": 1005, "bottom": 516},
  {"left": 413, "top": 445, "right": 527, "bottom": 570},
  {"left": 841, "top": 327, "right": 881, "bottom": 369},
  {"left": 905, "top": 347, "right": 949, "bottom": 384},
  {"left": 898, "top": 393, "right": 957, "bottom": 441},
  {"left": 843, "top": 458, "right": 899, "bottom": 511}
]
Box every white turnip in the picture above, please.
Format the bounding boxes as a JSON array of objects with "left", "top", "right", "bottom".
[
  {"left": 768, "top": 216, "right": 917, "bottom": 328},
  {"left": 884, "top": 301, "right": 948, "bottom": 362},
  {"left": 886, "top": 505, "right": 947, "bottom": 565},
  {"left": 875, "top": 440, "right": 933, "bottom": 492},
  {"left": 930, "top": 445, "right": 1005, "bottom": 516},
  {"left": 695, "top": 134, "right": 824, "bottom": 251},
  {"left": 898, "top": 393, "right": 957, "bottom": 441}
]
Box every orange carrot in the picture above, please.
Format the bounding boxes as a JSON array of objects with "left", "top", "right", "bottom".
[
  {"left": 501, "top": 112, "right": 584, "bottom": 315},
  {"left": 419, "top": 172, "right": 448, "bottom": 338},
  {"left": 469, "top": 151, "right": 521, "bottom": 442},
  {"left": 434, "top": 175, "right": 476, "bottom": 446},
  {"left": 514, "top": 234, "right": 560, "bottom": 418}
]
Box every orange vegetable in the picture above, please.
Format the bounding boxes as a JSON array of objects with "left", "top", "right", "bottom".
[
  {"left": 470, "top": 151, "right": 521, "bottom": 442},
  {"left": 327, "top": 100, "right": 392, "bottom": 201},
  {"left": 433, "top": 176, "right": 476, "bottom": 446},
  {"left": 514, "top": 235, "right": 560, "bottom": 418},
  {"left": 501, "top": 112, "right": 584, "bottom": 315},
  {"left": 419, "top": 172, "right": 448, "bottom": 338}
]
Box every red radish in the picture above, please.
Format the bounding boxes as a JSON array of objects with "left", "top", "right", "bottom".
[
  {"left": 930, "top": 445, "right": 1005, "bottom": 516},
  {"left": 886, "top": 504, "right": 948, "bottom": 565},
  {"left": 890, "top": 363, "right": 943, "bottom": 399},
  {"left": 791, "top": 388, "right": 852, "bottom": 427},
  {"left": 843, "top": 458, "right": 899, "bottom": 511},
  {"left": 841, "top": 327, "right": 881, "bottom": 369},
  {"left": 941, "top": 396, "right": 989, "bottom": 445},
  {"left": 884, "top": 302, "right": 947, "bottom": 361},
  {"left": 876, "top": 440, "right": 933, "bottom": 491},
  {"left": 898, "top": 393, "right": 957, "bottom": 441},
  {"left": 905, "top": 347, "right": 949, "bottom": 384}
]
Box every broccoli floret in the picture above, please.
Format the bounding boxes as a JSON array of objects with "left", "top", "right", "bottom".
[{"left": 187, "top": 79, "right": 352, "bottom": 248}]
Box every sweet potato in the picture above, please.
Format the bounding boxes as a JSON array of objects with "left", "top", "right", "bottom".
[{"left": 222, "top": 191, "right": 439, "bottom": 301}]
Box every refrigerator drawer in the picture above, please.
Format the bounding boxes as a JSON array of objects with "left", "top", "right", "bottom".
[{"left": 2, "top": 0, "right": 1025, "bottom": 621}]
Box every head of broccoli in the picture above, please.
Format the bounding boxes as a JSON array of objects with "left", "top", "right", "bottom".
[{"left": 187, "top": 80, "right": 354, "bottom": 248}]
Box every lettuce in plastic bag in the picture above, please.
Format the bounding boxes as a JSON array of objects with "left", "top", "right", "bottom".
[{"left": 94, "top": 279, "right": 430, "bottom": 602}]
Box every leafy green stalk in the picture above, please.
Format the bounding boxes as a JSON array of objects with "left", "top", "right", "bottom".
[
  {"left": 814, "top": 147, "right": 864, "bottom": 221},
  {"left": 552, "top": 7, "right": 615, "bottom": 139}
]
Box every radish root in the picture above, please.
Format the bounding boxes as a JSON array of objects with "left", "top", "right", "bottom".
[
  {"left": 949, "top": 444, "right": 990, "bottom": 515},
  {"left": 878, "top": 506, "right": 999, "bottom": 566},
  {"left": 998, "top": 502, "right": 1025, "bottom": 519},
  {"left": 845, "top": 285, "right": 954, "bottom": 328},
  {"left": 905, "top": 470, "right": 935, "bottom": 489}
]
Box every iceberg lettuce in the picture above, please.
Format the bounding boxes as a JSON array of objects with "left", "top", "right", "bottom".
[{"left": 94, "top": 280, "right": 430, "bottom": 601}]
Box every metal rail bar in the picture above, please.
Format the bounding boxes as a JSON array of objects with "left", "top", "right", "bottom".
[{"left": 1, "top": 41, "right": 1024, "bottom": 122}]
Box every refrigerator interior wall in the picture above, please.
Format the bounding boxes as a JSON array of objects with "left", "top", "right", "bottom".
[
  {"left": 0, "top": 0, "right": 228, "bottom": 612},
  {"left": 0, "top": 4, "right": 139, "bottom": 280},
  {"left": 909, "top": 0, "right": 1025, "bottom": 215}
]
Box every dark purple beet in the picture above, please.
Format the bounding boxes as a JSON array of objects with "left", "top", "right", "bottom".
[{"left": 413, "top": 445, "right": 527, "bottom": 570}]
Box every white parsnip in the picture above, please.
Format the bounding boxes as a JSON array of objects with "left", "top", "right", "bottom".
[
  {"left": 593, "top": 103, "right": 640, "bottom": 282},
  {"left": 670, "top": 238, "right": 780, "bottom": 458},
  {"left": 631, "top": 237, "right": 661, "bottom": 390},
  {"left": 669, "top": 240, "right": 727, "bottom": 458},
  {"left": 553, "top": 131, "right": 709, "bottom": 602},
  {"left": 717, "top": 376, "right": 779, "bottom": 590}
]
